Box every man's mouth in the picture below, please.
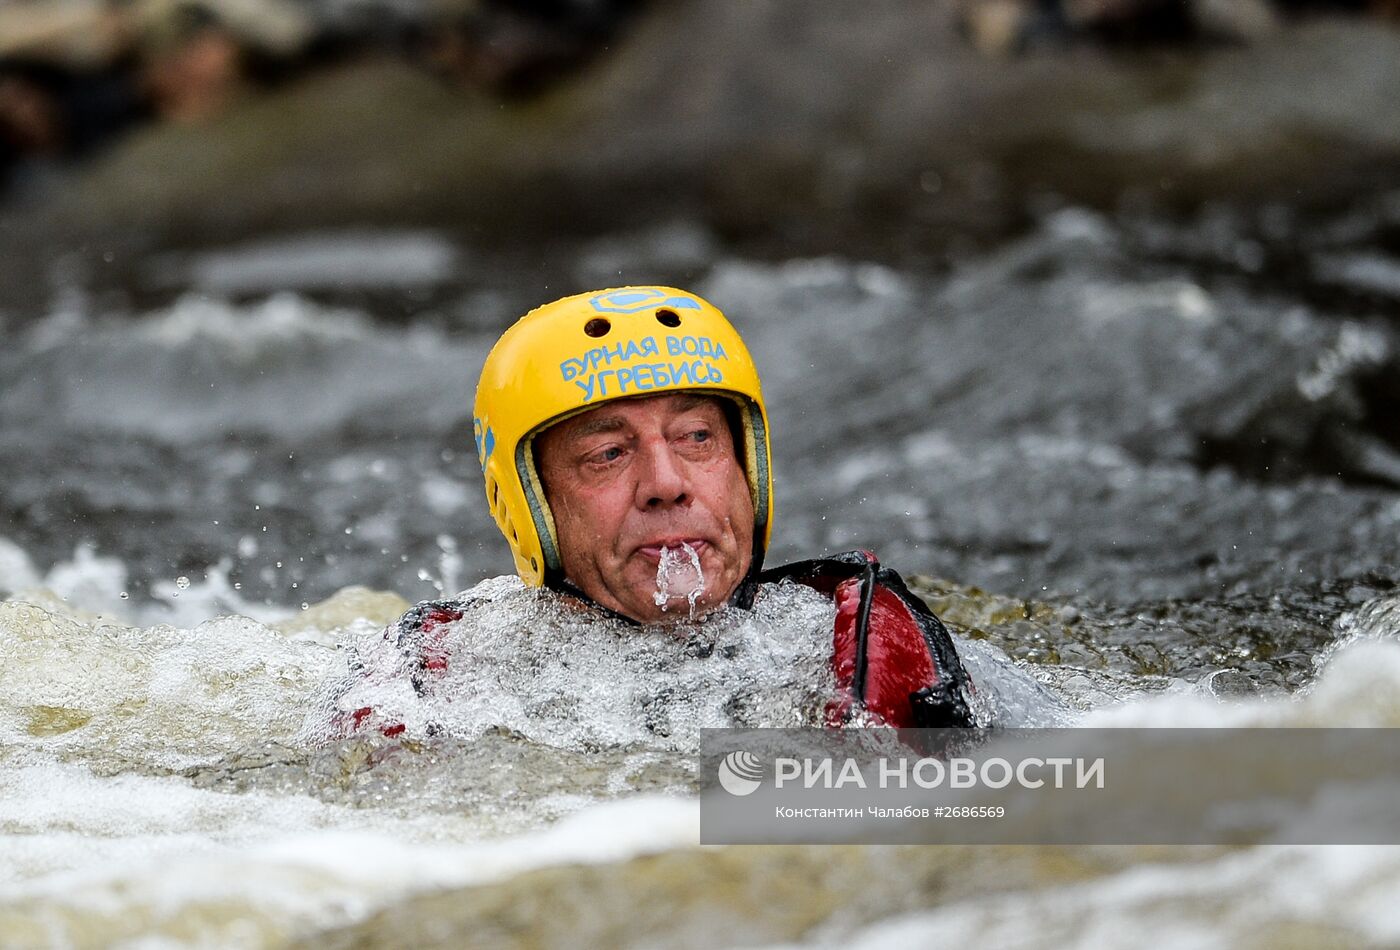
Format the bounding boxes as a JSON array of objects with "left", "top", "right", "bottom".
[{"left": 635, "top": 539, "right": 709, "bottom": 561}]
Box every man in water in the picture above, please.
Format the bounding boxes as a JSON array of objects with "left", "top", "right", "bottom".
[{"left": 344, "top": 286, "right": 974, "bottom": 734}]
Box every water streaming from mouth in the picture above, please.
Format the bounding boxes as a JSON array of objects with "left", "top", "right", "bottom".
[{"left": 653, "top": 542, "right": 706, "bottom": 620}]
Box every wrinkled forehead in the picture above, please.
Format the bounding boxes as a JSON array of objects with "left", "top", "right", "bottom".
[{"left": 542, "top": 392, "right": 726, "bottom": 444}]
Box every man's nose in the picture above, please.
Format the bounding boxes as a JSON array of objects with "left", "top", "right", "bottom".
[{"left": 634, "top": 438, "right": 691, "bottom": 509}]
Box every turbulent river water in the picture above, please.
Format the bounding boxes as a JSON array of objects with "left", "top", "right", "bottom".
[{"left": 4, "top": 197, "right": 1400, "bottom": 947}]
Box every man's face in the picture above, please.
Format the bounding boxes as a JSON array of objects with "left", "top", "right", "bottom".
[{"left": 534, "top": 393, "right": 755, "bottom": 624}]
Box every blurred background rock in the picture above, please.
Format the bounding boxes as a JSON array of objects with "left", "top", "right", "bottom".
[
  {"left": 0, "top": 0, "right": 643, "bottom": 192},
  {"left": 3, "top": 0, "right": 1399, "bottom": 262}
]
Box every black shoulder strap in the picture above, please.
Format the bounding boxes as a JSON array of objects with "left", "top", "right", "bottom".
[
  {"left": 761, "top": 551, "right": 976, "bottom": 728},
  {"left": 757, "top": 550, "right": 877, "bottom": 587}
]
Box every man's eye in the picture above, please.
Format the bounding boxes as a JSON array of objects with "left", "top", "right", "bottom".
[
  {"left": 687, "top": 429, "right": 711, "bottom": 443},
  {"left": 591, "top": 446, "right": 624, "bottom": 463}
]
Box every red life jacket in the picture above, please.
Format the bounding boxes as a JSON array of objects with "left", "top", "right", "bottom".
[
  {"left": 757, "top": 550, "right": 975, "bottom": 729},
  {"left": 339, "top": 551, "right": 974, "bottom": 737}
]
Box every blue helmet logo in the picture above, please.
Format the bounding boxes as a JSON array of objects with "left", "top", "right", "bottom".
[
  {"left": 473, "top": 417, "right": 495, "bottom": 471},
  {"left": 589, "top": 288, "right": 703, "bottom": 315}
]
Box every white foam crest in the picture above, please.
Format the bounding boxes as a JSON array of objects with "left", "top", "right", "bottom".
[
  {"left": 0, "top": 603, "right": 341, "bottom": 770},
  {"left": 1294, "top": 640, "right": 1400, "bottom": 726},
  {"left": 785, "top": 844, "right": 1400, "bottom": 949},
  {"left": 1296, "top": 322, "right": 1390, "bottom": 402},
  {"left": 0, "top": 536, "right": 42, "bottom": 596},
  {"left": 35, "top": 542, "right": 130, "bottom": 616},
  {"left": 21, "top": 290, "right": 372, "bottom": 358},
  {"left": 3, "top": 540, "right": 137, "bottom": 625},
  {"left": 1313, "top": 250, "right": 1400, "bottom": 299},
  {"left": 133, "top": 291, "right": 373, "bottom": 358},
  {"left": 9, "top": 291, "right": 483, "bottom": 439},
  {"left": 1079, "top": 597, "right": 1400, "bottom": 729},
  {"left": 167, "top": 230, "right": 459, "bottom": 294},
  {"left": 143, "top": 558, "right": 294, "bottom": 627},
  {"left": 314, "top": 576, "right": 840, "bottom": 751},
  {"left": 955, "top": 637, "right": 1077, "bottom": 727},
  {"left": 1335, "top": 591, "right": 1400, "bottom": 644},
  {"left": 0, "top": 759, "right": 694, "bottom": 946},
  {"left": 3, "top": 539, "right": 292, "bottom": 628}
]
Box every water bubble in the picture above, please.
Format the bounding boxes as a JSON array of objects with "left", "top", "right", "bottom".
[
  {"left": 119, "top": 592, "right": 129, "bottom": 600},
  {"left": 175, "top": 576, "right": 191, "bottom": 590},
  {"left": 653, "top": 542, "right": 706, "bottom": 620},
  {"left": 301, "top": 602, "right": 309, "bottom": 610}
]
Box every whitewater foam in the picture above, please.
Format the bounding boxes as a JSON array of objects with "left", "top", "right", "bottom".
[
  {"left": 4, "top": 292, "right": 486, "bottom": 441},
  {"left": 0, "top": 602, "right": 341, "bottom": 771},
  {"left": 312, "top": 576, "right": 841, "bottom": 752}
]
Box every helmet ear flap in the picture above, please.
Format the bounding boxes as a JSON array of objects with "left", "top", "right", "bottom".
[
  {"left": 517, "top": 434, "right": 563, "bottom": 582},
  {"left": 486, "top": 470, "right": 542, "bottom": 582}
]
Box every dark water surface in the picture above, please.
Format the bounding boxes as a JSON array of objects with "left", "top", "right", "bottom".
[
  {"left": 5, "top": 18, "right": 1400, "bottom": 945},
  {"left": 8, "top": 11, "right": 1400, "bottom": 945},
  {"left": 3, "top": 196, "right": 1398, "bottom": 690}
]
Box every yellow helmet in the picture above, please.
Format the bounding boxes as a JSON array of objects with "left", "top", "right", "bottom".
[{"left": 473, "top": 286, "right": 773, "bottom": 587}]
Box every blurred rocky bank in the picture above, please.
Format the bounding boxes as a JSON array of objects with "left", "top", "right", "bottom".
[{"left": 3, "top": 0, "right": 1400, "bottom": 302}]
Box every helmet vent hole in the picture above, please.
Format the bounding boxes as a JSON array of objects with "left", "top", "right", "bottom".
[
  {"left": 584, "top": 318, "right": 611, "bottom": 338},
  {"left": 655, "top": 309, "right": 681, "bottom": 328},
  {"left": 530, "top": 556, "right": 538, "bottom": 571}
]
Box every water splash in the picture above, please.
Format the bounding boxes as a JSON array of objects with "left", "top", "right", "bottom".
[
  {"left": 652, "top": 543, "right": 706, "bottom": 619},
  {"left": 315, "top": 576, "right": 839, "bottom": 752},
  {"left": 415, "top": 534, "right": 465, "bottom": 598},
  {"left": 0, "top": 602, "right": 342, "bottom": 772}
]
